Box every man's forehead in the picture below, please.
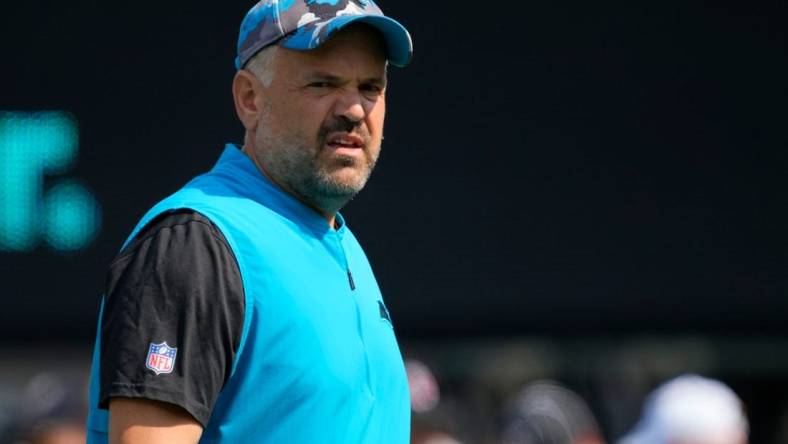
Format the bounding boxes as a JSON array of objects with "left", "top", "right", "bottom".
[
  {"left": 300, "top": 69, "right": 388, "bottom": 85},
  {"left": 287, "top": 56, "right": 388, "bottom": 84}
]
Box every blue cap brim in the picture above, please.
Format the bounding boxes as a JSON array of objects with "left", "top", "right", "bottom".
[{"left": 280, "top": 15, "right": 413, "bottom": 68}]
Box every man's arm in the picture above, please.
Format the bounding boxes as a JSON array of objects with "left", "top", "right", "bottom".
[
  {"left": 109, "top": 398, "right": 203, "bottom": 444},
  {"left": 99, "top": 210, "right": 245, "bottom": 430}
]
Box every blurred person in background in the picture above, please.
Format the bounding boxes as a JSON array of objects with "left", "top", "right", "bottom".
[
  {"left": 501, "top": 380, "right": 605, "bottom": 444},
  {"left": 25, "top": 423, "right": 85, "bottom": 444},
  {"left": 617, "top": 374, "right": 748, "bottom": 444},
  {"left": 6, "top": 372, "right": 87, "bottom": 444},
  {"left": 407, "top": 360, "right": 466, "bottom": 444}
]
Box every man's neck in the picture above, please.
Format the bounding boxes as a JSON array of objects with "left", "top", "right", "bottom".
[{"left": 241, "top": 144, "right": 338, "bottom": 229}]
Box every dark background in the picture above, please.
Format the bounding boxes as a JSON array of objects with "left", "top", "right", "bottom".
[{"left": 1, "top": 0, "right": 786, "bottom": 440}]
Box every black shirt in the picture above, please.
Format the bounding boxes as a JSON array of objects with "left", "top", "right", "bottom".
[{"left": 98, "top": 210, "right": 244, "bottom": 426}]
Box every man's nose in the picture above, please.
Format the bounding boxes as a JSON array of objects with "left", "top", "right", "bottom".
[{"left": 334, "top": 90, "right": 367, "bottom": 123}]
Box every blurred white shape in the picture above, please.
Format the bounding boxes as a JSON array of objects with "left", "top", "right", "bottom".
[
  {"left": 24, "top": 373, "right": 69, "bottom": 417},
  {"left": 618, "top": 374, "right": 748, "bottom": 444}
]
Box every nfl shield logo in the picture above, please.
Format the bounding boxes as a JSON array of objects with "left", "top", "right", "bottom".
[{"left": 146, "top": 342, "right": 177, "bottom": 375}]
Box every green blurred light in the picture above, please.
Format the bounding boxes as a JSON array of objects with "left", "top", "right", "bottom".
[
  {"left": 43, "top": 180, "right": 102, "bottom": 251},
  {"left": 0, "top": 111, "right": 100, "bottom": 252}
]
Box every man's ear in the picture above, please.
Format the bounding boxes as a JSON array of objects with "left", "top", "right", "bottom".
[{"left": 232, "top": 70, "right": 264, "bottom": 131}]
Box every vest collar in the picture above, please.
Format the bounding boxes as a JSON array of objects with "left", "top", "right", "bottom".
[{"left": 211, "top": 144, "right": 347, "bottom": 238}]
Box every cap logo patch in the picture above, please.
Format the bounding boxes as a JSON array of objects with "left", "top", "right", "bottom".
[{"left": 146, "top": 342, "right": 177, "bottom": 375}]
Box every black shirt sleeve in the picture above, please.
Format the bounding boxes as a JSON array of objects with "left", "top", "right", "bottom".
[{"left": 98, "top": 210, "right": 244, "bottom": 426}]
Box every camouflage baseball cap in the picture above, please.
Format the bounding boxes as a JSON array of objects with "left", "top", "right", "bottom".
[{"left": 236, "top": 0, "right": 413, "bottom": 70}]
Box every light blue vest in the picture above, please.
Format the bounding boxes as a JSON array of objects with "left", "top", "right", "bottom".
[{"left": 86, "top": 144, "right": 410, "bottom": 443}]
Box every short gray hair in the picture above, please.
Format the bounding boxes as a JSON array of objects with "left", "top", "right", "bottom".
[{"left": 244, "top": 45, "right": 279, "bottom": 88}]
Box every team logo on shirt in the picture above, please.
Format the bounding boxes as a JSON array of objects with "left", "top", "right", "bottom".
[
  {"left": 146, "top": 342, "right": 178, "bottom": 375},
  {"left": 378, "top": 300, "right": 393, "bottom": 326}
]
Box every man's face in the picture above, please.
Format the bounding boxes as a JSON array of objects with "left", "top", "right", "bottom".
[{"left": 251, "top": 25, "right": 388, "bottom": 214}]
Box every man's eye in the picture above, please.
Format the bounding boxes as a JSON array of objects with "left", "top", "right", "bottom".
[
  {"left": 309, "top": 82, "right": 332, "bottom": 88},
  {"left": 360, "top": 84, "right": 383, "bottom": 96}
]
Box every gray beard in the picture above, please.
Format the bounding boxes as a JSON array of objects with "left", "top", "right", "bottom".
[
  {"left": 294, "top": 156, "right": 374, "bottom": 215},
  {"left": 258, "top": 137, "right": 377, "bottom": 216}
]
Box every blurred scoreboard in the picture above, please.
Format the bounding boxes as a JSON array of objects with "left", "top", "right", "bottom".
[{"left": 0, "top": 112, "right": 101, "bottom": 253}]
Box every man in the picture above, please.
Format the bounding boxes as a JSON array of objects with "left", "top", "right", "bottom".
[
  {"left": 85, "top": 1, "right": 413, "bottom": 443},
  {"left": 501, "top": 380, "right": 606, "bottom": 444}
]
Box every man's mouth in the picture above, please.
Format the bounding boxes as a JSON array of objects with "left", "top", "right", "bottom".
[{"left": 326, "top": 133, "right": 365, "bottom": 150}]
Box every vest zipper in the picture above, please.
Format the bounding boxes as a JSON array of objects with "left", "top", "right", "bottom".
[
  {"left": 348, "top": 270, "right": 356, "bottom": 291},
  {"left": 333, "top": 232, "right": 356, "bottom": 291},
  {"left": 332, "top": 231, "right": 372, "bottom": 394}
]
